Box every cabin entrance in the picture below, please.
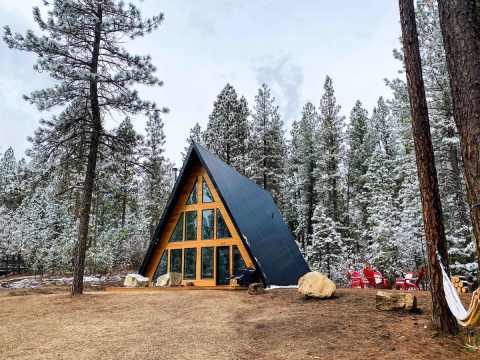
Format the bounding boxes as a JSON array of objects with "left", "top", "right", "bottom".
[{"left": 216, "top": 246, "right": 230, "bottom": 285}]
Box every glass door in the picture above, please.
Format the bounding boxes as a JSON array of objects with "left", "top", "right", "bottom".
[{"left": 216, "top": 246, "right": 230, "bottom": 285}]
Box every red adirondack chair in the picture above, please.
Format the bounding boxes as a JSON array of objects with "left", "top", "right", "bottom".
[
  {"left": 363, "top": 267, "right": 376, "bottom": 288},
  {"left": 395, "top": 269, "right": 425, "bottom": 290},
  {"left": 374, "top": 271, "right": 389, "bottom": 288},
  {"left": 348, "top": 270, "right": 364, "bottom": 288}
]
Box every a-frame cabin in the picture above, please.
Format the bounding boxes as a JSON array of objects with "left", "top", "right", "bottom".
[{"left": 139, "top": 143, "right": 309, "bottom": 287}]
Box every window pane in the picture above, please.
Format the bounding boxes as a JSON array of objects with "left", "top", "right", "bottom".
[
  {"left": 183, "top": 248, "right": 197, "bottom": 280},
  {"left": 185, "top": 211, "right": 197, "bottom": 240},
  {"left": 202, "top": 178, "right": 213, "bottom": 203},
  {"left": 186, "top": 180, "right": 197, "bottom": 205},
  {"left": 170, "top": 249, "right": 182, "bottom": 273},
  {"left": 169, "top": 214, "right": 184, "bottom": 242},
  {"left": 233, "top": 245, "right": 246, "bottom": 277},
  {"left": 217, "top": 246, "right": 230, "bottom": 285},
  {"left": 201, "top": 247, "right": 214, "bottom": 279},
  {"left": 216, "top": 209, "right": 231, "bottom": 238},
  {"left": 202, "top": 209, "right": 214, "bottom": 239},
  {"left": 153, "top": 251, "right": 168, "bottom": 281}
]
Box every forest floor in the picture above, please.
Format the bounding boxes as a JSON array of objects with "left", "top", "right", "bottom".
[{"left": 0, "top": 285, "right": 478, "bottom": 360}]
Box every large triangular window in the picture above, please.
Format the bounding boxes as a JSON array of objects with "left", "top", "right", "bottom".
[
  {"left": 216, "top": 209, "right": 231, "bottom": 239},
  {"left": 169, "top": 214, "right": 184, "bottom": 242},
  {"left": 186, "top": 180, "right": 197, "bottom": 205},
  {"left": 202, "top": 178, "right": 213, "bottom": 203}
]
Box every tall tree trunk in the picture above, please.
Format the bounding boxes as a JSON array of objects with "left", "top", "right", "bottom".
[
  {"left": 437, "top": 0, "right": 480, "bottom": 271},
  {"left": 399, "top": 0, "right": 458, "bottom": 335},
  {"left": 71, "top": 4, "right": 102, "bottom": 296}
]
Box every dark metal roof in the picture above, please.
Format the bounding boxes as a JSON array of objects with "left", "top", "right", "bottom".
[{"left": 139, "top": 143, "right": 310, "bottom": 286}]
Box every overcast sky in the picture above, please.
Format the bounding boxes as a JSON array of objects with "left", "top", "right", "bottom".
[{"left": 0, "top": 1, "right": 403, "bottom": 166}]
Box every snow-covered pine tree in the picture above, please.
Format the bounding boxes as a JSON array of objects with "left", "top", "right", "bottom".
[
  {"left": 203, "top": 84, "right": 250, "bottom": 174},
  {"left": 142, "top": 114, "right": 173, "bottom": 239},
  {"left": 315, "top": 76, "right": 346, "bottom": 232},
  {"left": 248, "top": 83, "right": 286, "bottom": 203},
  {"left": 363, "top": 148, "right": 401, "bottom": 275},
  {"left": 345, "top": 101, "right": 374, "bottom": 259},
  {"left": 309, "top": 204, "right": 344, "bottom": 280},
  {"left": 285, "top": 102, "right": 319, "bottom": 249},
  {"left": 414, "top": 1, "right": 475, "bottom": 274},
  {"left": 107, "top": 118, "right": 142, "bottom": 229},
  {"left": 0, "top": 148, "right": 23, "bottom": 263},
  {"left": 371, "top": 97, "right": 396, "bottom": 158},
  {"left": 387, "top": 1, "right": 476, "bottom": 275},
  {"left": 385, "top": 73, "right": 428, "bottom": 272},
  {"left": 182, "top": 122, "right": 203, "bottom": 160},
  {"left": 3, "top": 0, "right": 165, "bottom": 294}
]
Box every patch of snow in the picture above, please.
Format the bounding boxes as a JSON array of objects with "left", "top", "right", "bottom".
[
  {"left": 266, "top": 285, "right": 298, "bottom": 290},
  {"left": 7, "top": 279, "right": 40, "bottom": 289}
]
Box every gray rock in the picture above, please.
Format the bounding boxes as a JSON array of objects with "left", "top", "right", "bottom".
[
  {"left": 123, "top": 273, "right": 149, "bottom": 288},
  {"left": 248, "top": 282, "right": 265, "bottom": 295},
  {"left": 154, "top": 272, "right": 183, "bottom": 287}
]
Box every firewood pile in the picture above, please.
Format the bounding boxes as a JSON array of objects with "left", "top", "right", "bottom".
[{"left": 451, "top": 276, "right": 473, "bottom": 294}]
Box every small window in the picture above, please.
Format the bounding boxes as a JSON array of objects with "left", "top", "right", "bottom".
[
  {"left": 169, "top": 214, "right": 184, "bottom": 242},
  {"left": 201, "top": 247, "right": 214, "bottom": 278},
  {"left": 202, "top": 178, "right": 214, "bottom": 203},
  {"left": 186, "top": 180, "right": 197, "bottom": 205},
  {"left": 183, "top": 248, "right": 197, "bottom": 280},
  {"left": 233, "top": 245, "right": 246, "bottom": 277},
  {"left": 202, "top": 209, "right": 214, "bottom": 240},
  {"left": 185, "top": 211, "right": 197, "bottom": 240},
  {"left": 170, "top": 249, "right": 182, "bottom": 273},
  {"left": 216, "top": 209, "right": 231, "bottom": 239},
  {"left": 153, "top": 251, "right": 168, "bottom": 281}
]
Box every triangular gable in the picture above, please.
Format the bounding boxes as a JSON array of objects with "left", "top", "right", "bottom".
[
  {"left": 139, "top": 143, "right": 310, "bottom": 286},
  {"left": 140, "top": 154, "right": 254, "bottom": 286}
]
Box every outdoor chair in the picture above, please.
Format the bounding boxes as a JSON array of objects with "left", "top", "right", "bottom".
[
  {"left": 348, "top": 270, "right": 364, "bottom": 288},
  {"left": 395, "top": 270, "right": 424, "bottom": 290},
  {"left": 374, "top": 271, "right": 389, "bottom": 288},
  {"left": 363, "top": 267, "right": 376, "bottom": 288}
]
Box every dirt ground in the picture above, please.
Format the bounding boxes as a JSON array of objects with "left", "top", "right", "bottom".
[{"left": 0, "top": 287, "right": 478, "bottom": 360}]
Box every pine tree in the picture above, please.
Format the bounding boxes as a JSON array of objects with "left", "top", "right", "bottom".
[
  {"left": 3, "top": 0, "right": 165, "bottom": 295},
  {"left": 182, "top": 122, "right": 202, "bottom": 159},
  {"left": 286, "top": 102, "right": 318, "bottom": 249},
  {"left": 142, "top": 114, "right": 172, "bottom": 239},
  {"left": 203, "top": 84, "right": 250, "bottom": 174},
  {"left": 345, "top": 101, "right": 373, "bottom": 259},
  {"left": 315, "top": 76, "right": 345, "bottom": 227},
  {"left": 363, "top": 148, "right": 401, "bottom": 274},
  {"left": 309, "top": 204, "right": 344, "bottom": 280},
  {"left": 415, "top": 1, "right": 474, "bottom": 274},
  {"left": 249, "top": 83, "right": 286, "bottom": 202}
]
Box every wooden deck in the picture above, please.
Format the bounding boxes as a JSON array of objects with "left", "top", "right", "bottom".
[{"left": 105, "top": 286, "right": 248, "bottom": 293}]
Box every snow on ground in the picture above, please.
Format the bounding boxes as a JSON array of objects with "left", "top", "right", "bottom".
[
  {"left": 0, "top": 274, "right": 123, "bottom": 289},
  {"left": 266, "top": 285, "right": 298, "bottom": 290}
]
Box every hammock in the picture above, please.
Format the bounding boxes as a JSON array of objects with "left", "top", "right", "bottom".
[{"left": 439, "top": 259, "right": 480, "bottom": 327}]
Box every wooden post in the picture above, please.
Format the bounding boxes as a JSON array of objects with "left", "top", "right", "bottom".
[{"left": 398, "top": 0, "right": 458, "bottom": 335}]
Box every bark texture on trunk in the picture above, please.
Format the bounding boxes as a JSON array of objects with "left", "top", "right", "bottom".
[
  {"left": 71, "top": 4, "right": 103, "bottom": 296},
  {"left": 437, "top": 0, "right": 480, "bottom": 271},
  {"left": 399, "top": 0, "right": 458, "bottom": 335}
]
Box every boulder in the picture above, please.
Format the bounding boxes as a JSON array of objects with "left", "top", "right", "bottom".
[
  {"left": 154, "top": 272, "right": 183, "bottom": 287},
  {"left": 123, "top": 273, "right": 149, "bottom": 288},
  {"left": 248, "top": 282, "right": 265, "bottom": 295},
  {"left": 298, "top": 271, "right": 336, "bottom": 299},
  {"left": 376, "top": 291, "right": 417, "bottom": 312}
]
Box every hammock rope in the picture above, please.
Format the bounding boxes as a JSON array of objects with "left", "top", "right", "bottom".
[{"left": 437, "top": 255, "right": 480, "bottom": 327}]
